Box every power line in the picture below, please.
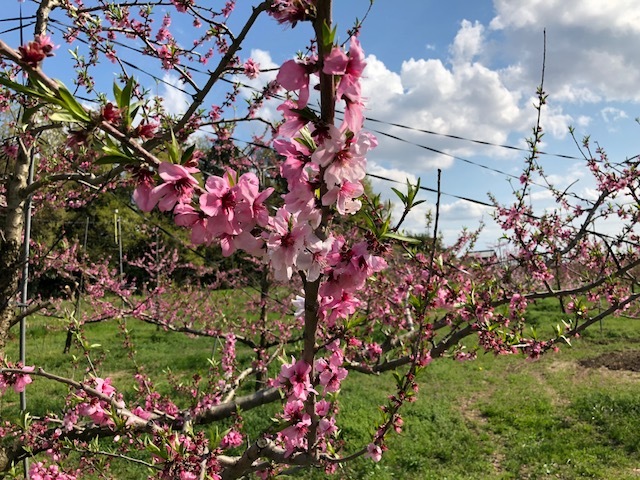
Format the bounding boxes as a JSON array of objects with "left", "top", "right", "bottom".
[
  {"left": 365, "top": 172, "right": 494, "bottom": 208},
  {"left": 367, "top": 127, "right": 521, "bottom": 182},
  {"left": 228, "top": 135, "right": 497, "bottom": 208},
  {"left": 364, "top": 117, "right": 584, "bottom": 161},
  {"left": 46, "top": 16, "right": 585, "bottom": 168},
  {"left": 14, "top": 14, "right": 631, "bottom": 222}
]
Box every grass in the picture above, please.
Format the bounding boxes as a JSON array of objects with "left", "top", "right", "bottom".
[{"left": 3, "top": 297, "right": 640, "bottom": 479}]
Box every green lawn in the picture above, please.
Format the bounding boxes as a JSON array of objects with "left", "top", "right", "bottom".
[{"left": 2, "top": 298, "right": 640, "bottom": 479}]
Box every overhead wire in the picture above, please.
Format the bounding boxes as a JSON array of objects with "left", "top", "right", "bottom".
[
  {"left": 44, "top": 15, "right": 584, "bottom": 171},
  {"left": 364, "top": 116, "right": 584, "bottom": 161},
  {"left": 8, "top": 9, "right": 635, "bottom": 235}
]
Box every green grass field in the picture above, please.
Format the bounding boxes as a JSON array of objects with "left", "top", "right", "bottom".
[{"left": 2, "top": 298, "right": 640, "bottom": 479}]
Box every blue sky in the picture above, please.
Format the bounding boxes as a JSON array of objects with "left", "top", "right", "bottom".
[{"left": 4, "top": 1, "right": 639, "bottom": 248}]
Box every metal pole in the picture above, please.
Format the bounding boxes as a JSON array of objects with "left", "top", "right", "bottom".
[
  {"left": 19, "top": 146, "right": 35, "bottom": 479},
  {"left": 115, "top": 210, "right": 124, "bottom": 278}
]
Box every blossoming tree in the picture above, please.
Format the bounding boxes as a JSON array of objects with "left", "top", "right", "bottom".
[{"left": 0, "top": 0, "right": 639, "bottom": 478}]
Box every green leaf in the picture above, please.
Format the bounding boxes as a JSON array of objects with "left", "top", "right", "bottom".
[
  {"left": 293, "top": 127, "right": 317, "bottom": 151},
  {"left": 321, "top": 20, "right": 337, "bottom": 51},
  {"left": 19, "top": 103, "right": 41, "bottom": 123},
  {"left": 383, "top": 232, "right": 422, "bottom": 244},
  {"left": 95, "top": 154, "right": 136, "bottom": 165},
  {"left": 181, "top": 143, "right": 196, "bottom": 165},
  {"left": 0, "top": 75, "right": 52, "bottom": 102},
  {"left": 290, "top": 107, "right": 318, "bottom": 122},
  {"left": 49, "top": 111, "right": 82, "bottom": 123},
  {"left": 129, "top": 103, "right": 142, "bottom": 121},
  {"left": 121, "top": 76, "right": 134, "bottom": 110},
  {"left": 113, "top": 81, "right": 122, "bottom": 106},
  {"left": 55, "top": 81, "right": 91, "bottom": 122},
  {"left": 167, "top": 130, "right": 180, "bottom": 163},
  {"left": 390, "top": 187, "right": 406, "bottom": 203}
]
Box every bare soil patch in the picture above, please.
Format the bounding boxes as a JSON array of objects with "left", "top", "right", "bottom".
[{"left": 579, "top": 350, "right": 640, "bottom": 372}]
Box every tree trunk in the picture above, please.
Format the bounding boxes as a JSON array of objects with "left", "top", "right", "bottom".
[{"left": 0, "top": 143, "right": 30, "bottom": 355}]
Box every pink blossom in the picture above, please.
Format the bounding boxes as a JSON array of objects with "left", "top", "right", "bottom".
[
  {"left": 366, "top": 443, "right": 382, "bottom": 462},
  {"left": 221, "top": 333, "right": 237, "bottom": 378},
  {"left": 267, "top": 209, "right": 320, "bottom": 281},
  {"left": 275, "top": 138, "right": 311, "bottom": 184},
  {"left": 276, "top": 99, "right": 309, "bottom": 137},
  {"left": 200, "top": 169, "right": 241, "bottom": 235},
  {"left": 276, "top": 59, "right": 313, "bottom": 107},
  {"left": 62, "top": 410, "right": 79, "bottom": 431},
  {"left": 78, "top": 398, "right": 112, "bottom": 426},
  {"left": 216, "top": 230, "right": 265, "bottom": 258},
  {"left": 101, "top": 103, "right": 121, "bottom": 124},
  {"left": 315, "top": 399, "right": 332, "bottom": 417},
  {"left": 220, "top": 430, "right": 244, "bottom": 449},
  {"left": 282, "top": 399, "right": 305, "bottom": 422},
  {"left": 244, "top": 58, "right": 261, "bottom": 79},
  {"left": 268, "top": 0, "right": 316, "bottom": 26},
  {"left": 316, "top": 358, "right": 347, "bottom": 393},
  {"left": 323, "top": 37, "right": 367, "bottom": 132},
  {"left": 170, "top": 0, "right": 193, "bottom": 12},
  {"left": 133, "top": 121, "right": 159, "bottom": 139},
  {"left": 13, "top": 366, "right": 34, "bottom": 393},
  {"left": 222, "top": 1, "right": 235, "bottom": 17},
  {"left": 322, "top": 180, "right": 364, "bottom": 214},
  {"left": 157, "top": 44, "right": 179, "bottom": 69},
  {"left": 280, "top": 413, "right": 311, "bottom": 456},
  {"left": 29, "top": 461, "right": 77, "bottom": 480},
  {"left": 127, "top": 406, "right": 152, "bottom": 426},
  {"left": 296, "top": 236, "right": 333, "bottom": 282},
  {"left": 318, "top": 416, "right": 337, "bottom": 437},
  {"left": 94, "top": 377, "right": 115, "bottom": 397},
  {"left": 234, "top": 172, "right": 274, "bottom": 228},
  {"left": 151, "top": 162, "right": 199, "bottom": 212},
  {"left": 19, "top": 35, "right": 56, "bottom": 67},
  {"left": 277, "top": 358, "right": 315, "bottom": 401},
  {"left": 366, "top": 342, "right": 382, "bottom": 361},
  {"left": 343, "top": 96, "right": 366, "bottom": 134},
  {"left": 281, "top": 163, "right": 321, "bottom": 226},
  {"left": 311, "top": 126, "right": 376, "bottom": 187},
  {"left": 174, "top": 204, "right": 210, "bottom": 245},
  {"left": 133, "top": 169, "right": 156, "bottom": 212}
]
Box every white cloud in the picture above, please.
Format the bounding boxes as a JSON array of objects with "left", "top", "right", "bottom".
[
  {"left": 576, "top": 115, "right": 592, "bottom": 128},
  {"left": 600, "top": 107, "right": 628, "bottom": 124},
  {"left": 440, "top": 199, "right": 493, "bottom": 222},
  {"left": 160, "top": 73, "right": 189, "bottom": 116},
  {"left": 367, "top": 161, "right": 418, "bottom": 186},
  {"left": 490, "top": 0, "right": 640, "bottom": 34},
  {"left": 359, "top": 29, "right": 581, "bottom": 191},
  {"left": 489, "top": 0, "right": 640, "bottom": 102},
  {"left": 450, "top": 20, "right": 485, "bottom": 64}
]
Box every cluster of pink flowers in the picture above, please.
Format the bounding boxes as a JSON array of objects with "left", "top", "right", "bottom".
[
  {"left": 221, "top": 333, "right": 237, "bottom": 379},
  {"left": 268, "top": 0, "right": 317, "bottom": 26},
  {"left": 315, "top": 340, "right": 347, "bottom": 393},
  {"left": 170, "top": 0, "right": 194, "bottom": 13},
  {"left": 0, "top": 363, "right": 34, "bottom": 394},
  {"left": 132, "top": 36, "right": 384, "bottom": 323},
  {"left": 29, "top": 462, "right": 77, "bottom": 480},
  {"left": 70, "top": 377, "right": 119, "bottom": 428},
  {"left": 155, "top": 431, "right": 221, "bottom": 480},
  {"left": 126, "top": 26, "right": 388, "bottom": 464},
  {"left": 18, "top": 34, "right": 55, "bottom": 67}
]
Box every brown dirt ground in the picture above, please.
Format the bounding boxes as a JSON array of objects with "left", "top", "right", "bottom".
[{"left": 579, "top": 350, "right": 640, "bottom": 372}]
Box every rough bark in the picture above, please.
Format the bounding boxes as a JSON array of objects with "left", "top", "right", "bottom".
[{"left": 0, "top": 143, "right": 30, "bottom": 355}]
